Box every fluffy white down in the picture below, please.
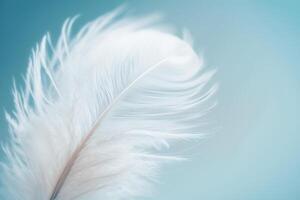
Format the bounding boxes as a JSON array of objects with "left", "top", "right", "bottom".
[{"left": 1, "top": 8, "right": 217, "bottom": 200}]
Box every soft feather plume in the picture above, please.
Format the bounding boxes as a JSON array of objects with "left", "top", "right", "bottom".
[{"left": 1, "top": 7, "right": 217, "bottom": 200}]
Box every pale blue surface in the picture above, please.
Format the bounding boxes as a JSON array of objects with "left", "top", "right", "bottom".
[{"left": 0, "top": 0, "right": 299, "bottom": 199}]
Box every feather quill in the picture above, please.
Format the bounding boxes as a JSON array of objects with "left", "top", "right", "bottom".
[{"left": 1, "top": 8, "right": 217, "bottom": 200}]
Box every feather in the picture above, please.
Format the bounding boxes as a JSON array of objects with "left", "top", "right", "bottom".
[{"left": 1, "top": 7, "right": 217, "bottom": 200}]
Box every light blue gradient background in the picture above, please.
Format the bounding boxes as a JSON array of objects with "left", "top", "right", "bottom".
[{"left": 0, "top": 0, "right": 299, "bottom": 199}]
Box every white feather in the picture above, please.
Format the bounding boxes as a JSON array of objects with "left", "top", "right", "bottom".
[{"left": 1, "top": 7, "right": 216, "bottom": 200}]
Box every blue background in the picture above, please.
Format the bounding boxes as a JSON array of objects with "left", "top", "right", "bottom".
[{"left": 0, "top": 0, "right": 299, "bottom": 199}]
